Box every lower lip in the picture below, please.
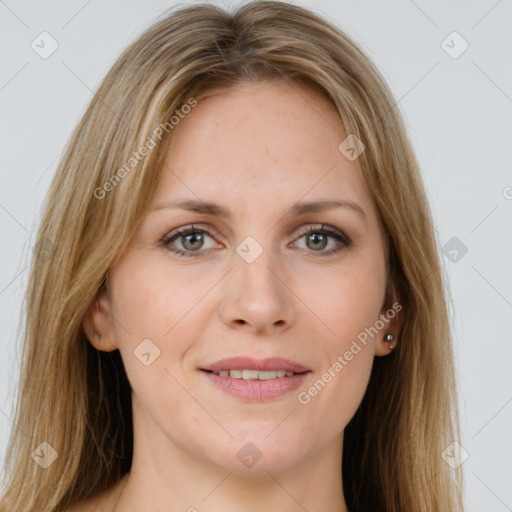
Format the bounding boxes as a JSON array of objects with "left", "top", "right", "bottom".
[{"left": 202, "top": 370, "right": 310, "bottom": 401}]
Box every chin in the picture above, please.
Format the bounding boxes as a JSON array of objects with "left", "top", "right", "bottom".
[{"left": 200, "top": 427, "right": 312, "bottom": 475}]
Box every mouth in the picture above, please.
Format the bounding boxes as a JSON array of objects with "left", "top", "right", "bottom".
[
  {"left": 207, "top": 369, "right": 299, "bottom": 379},
  {"left": 201, "top": 356, "right": 310, "bottom": 374},
  {"left": 200, "top": 356, "right": 311, "bottom": 401}
]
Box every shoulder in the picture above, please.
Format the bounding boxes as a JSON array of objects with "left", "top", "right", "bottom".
[
  {"left": 63, "top": 475, "right": 128, "bottom": 512},
  {"left": 63, "top": 501, "right": 97, "bottom": 512},
  {"left": 64, "top": 496, "right": 113, "bottom": 512},
  {"left": 64, "top": 496, "right": 109, "bottom": 512}
]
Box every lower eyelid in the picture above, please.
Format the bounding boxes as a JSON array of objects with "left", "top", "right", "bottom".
[
  {"left": 161, "top": 225, "right": 351, "bottom": 255},
  {"left": 162, "top": 230, "right": 217, "bottom": 251}
]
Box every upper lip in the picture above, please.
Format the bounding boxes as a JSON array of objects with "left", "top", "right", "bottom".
[{"left": 201, "top": 356, "right": 311, "bottom": 373}]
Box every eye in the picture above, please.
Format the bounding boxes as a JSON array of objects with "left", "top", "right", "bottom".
[
  {"left": 159, "top": 224, "right": 219, "bottom": 257},
  {"left": 159, "top": 223, "right": 351, "bottom": 258},
  {"left": 291, "top": 224, "right": 351, "bottom": 256}
]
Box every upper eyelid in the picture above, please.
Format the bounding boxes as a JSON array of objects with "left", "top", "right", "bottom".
[{"left": 162, "top": 223, "right": 349, "bottom": 246}]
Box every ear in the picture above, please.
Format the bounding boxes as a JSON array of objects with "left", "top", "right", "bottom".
[
  {"left": 82, "top": 290, "right": 119, "bottom": 352},
  {"left": 374, "top": 284, "right": 404, "bottom": 357}
]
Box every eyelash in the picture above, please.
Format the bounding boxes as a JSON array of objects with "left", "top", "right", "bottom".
[{"left": 159, "top": 223, "right": 352, "bottom": 258}]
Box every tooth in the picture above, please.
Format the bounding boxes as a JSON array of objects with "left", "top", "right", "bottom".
[
  {"left": 258, "top": 370, "right": 278, "bottom": 380},
  {"left": 242, "top": 369, "right": 259, "bottom": 380},
  {"left": 219, "top": 369, "right": 295, "bottom": 379}
]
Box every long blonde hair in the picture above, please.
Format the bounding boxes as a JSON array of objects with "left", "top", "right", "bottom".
[{"left": 0, "top": 2, "right": 463, "bottom": 510}]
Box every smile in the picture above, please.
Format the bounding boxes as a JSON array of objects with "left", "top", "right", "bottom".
[
  {"left": 211, "top": 369, "right": 296, "bottom": 379},
  {"left": 202, "top": 370, "right": 309, "bottom": 401}
]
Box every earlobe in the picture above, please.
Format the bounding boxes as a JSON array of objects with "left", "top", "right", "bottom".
[
  {"left": 375, "top": 331, "right": 397, "bottom": 357},
  {"left": 383, "top": 332, "right": 397, "bottom": 352},
  {"left": 374, "top": 299, "right": 404, "bottom": 357},
  {"left": 82, "top": 293, "right": 118, "bottom": 352}
]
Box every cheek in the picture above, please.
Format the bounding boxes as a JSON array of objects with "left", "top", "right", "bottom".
[
  {"left": 308, "top": 255, "right": 386, "bottom": 353},
  {"left": 109, "top": 258, "right": 208, "bottom": 373},
  {"left": 295, "top": 255, "right": 384, "bottom": 417},
  {"left": 296, "top": 278, "right": 380, "bottom": 442},
  {"left": 295, "top": 344, "right": 373, "bottom": 455}
]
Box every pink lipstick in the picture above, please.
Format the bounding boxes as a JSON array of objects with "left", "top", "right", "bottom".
[{"left": 200, "top": 356, "right": 311, "bottom": 401}]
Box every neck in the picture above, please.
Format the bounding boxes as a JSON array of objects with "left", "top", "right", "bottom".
[
  {"left": 111, "top": 398, "right": 349, "bottom": 512},
  {"left": 115, "top": 462, "right": 348, "bottom": 511}
]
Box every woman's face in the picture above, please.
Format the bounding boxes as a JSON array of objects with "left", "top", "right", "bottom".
[{"left": 86, "top": 80, "right": 400, "bottom": 476}]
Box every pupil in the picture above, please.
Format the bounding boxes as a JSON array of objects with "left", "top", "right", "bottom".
[
  {"left": 184, "top": 233, "right": 203, "bottom": 250},
  {"left": 308, "top": 233, "right": 327, "bottom": 250}
]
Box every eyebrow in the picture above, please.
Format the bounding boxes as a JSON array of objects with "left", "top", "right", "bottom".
[{"left": 149, "top": 198, "right": 366, "bottom": 220}]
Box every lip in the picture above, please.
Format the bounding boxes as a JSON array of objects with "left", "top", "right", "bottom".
[
  {"left": 201, "top": 356, "right": 311, "bottom": 373},
  {"left": 202, "top": 371, "right": 310, "bottom": 401},
  {"left": 200, "top": 356, "right": 311, "bottom": 401}
]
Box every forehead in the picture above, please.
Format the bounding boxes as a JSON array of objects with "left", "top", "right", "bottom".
[{"left": 152, "top": 81, "right": 376, "bottom": 221}]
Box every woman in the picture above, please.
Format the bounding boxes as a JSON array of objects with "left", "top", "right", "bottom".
[{"left": 0, "top": 1, "right": 464, "bottom": 511}]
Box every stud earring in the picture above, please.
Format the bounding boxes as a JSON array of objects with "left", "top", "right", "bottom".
[
  {"left": 96, "top": 330, "right": 101, "bottom": 338},
  {"left": 384, "top": 332, "right": 395, "bottom": 350}
]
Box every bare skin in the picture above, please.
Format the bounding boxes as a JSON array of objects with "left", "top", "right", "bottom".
[{"left": 79, "top": 79, "right": 402, "bottom": 511}]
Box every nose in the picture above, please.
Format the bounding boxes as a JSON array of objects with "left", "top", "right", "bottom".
[{"left": 219, "top": 246, "right": 297, "bottom": 336}]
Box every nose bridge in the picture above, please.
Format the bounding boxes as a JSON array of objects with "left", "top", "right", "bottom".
[
  {"left": 235, "top": 236, "right": 287, "bottom": 306},
  {"left": 219, "top": 235, "right": 296, "bottom": 333},
  {"left": 238, "top": 246, "right": 281, "bottom": 298}
]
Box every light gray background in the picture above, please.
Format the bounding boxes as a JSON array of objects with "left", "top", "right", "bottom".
[{"left": 1, "top": 1, "right": 511, "bottom": 510}]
